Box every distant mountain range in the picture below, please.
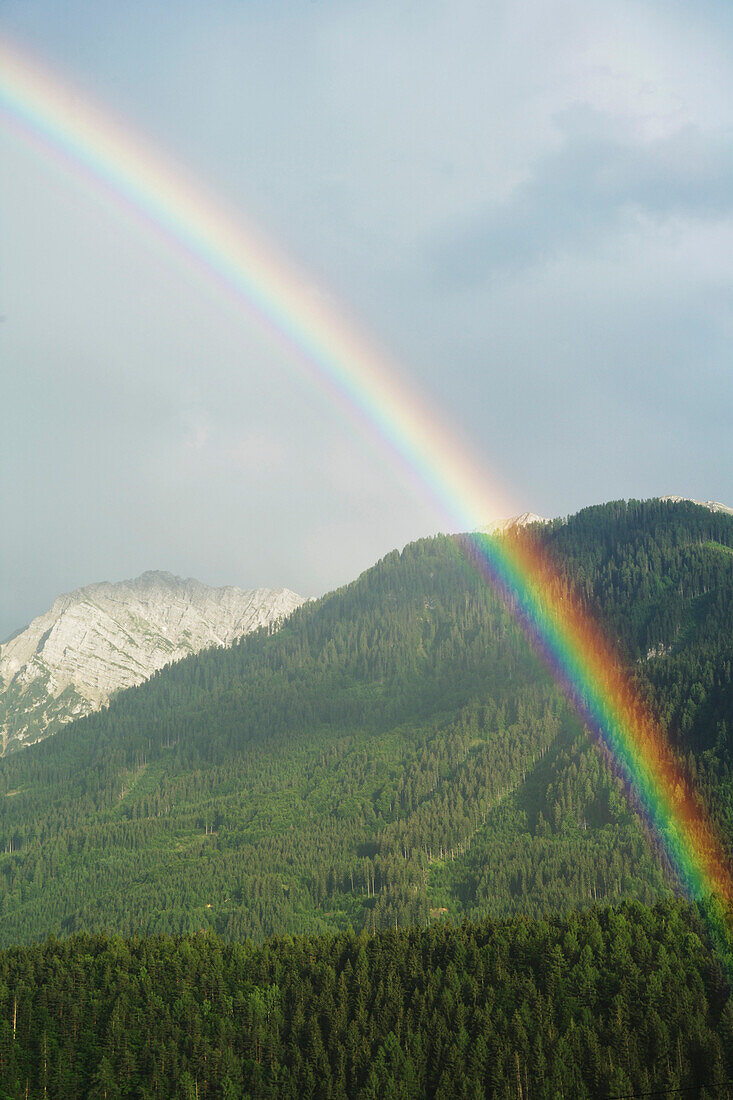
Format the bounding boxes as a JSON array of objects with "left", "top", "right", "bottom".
[{"left": 0, "top": 571, "right": 306, "bottom": 753}]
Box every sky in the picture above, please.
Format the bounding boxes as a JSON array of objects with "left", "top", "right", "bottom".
[{"left": 1, "top": 0, "right": 732, "bottom": 638}]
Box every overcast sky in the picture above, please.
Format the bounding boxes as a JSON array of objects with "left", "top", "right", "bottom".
[{"left": 1, "top": 1, "right": 732, "bottom": 637}]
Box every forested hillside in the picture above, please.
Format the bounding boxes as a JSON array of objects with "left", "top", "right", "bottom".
[
  {"left": 0, "top": 901, "right": 730, "bottom": 1098},
  {"left": 0, "top": 499, "right": 730, "bottom": 945}
]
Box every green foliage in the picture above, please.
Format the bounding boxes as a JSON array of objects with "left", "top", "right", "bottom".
[{"left": 0, "top": 901, "right": 729, "bottom": 1097}]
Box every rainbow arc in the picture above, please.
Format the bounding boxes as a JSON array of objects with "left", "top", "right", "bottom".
[{"left": 1, "top": 33, "right": 731, "bottom": 958}]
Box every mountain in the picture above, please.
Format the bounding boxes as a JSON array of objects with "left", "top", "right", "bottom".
[
  {"left": 0, "top": 498, "right": 730, "bottom": 947},
  {"left": 0, "top": 571, "right": 306, "bottom": 753}
]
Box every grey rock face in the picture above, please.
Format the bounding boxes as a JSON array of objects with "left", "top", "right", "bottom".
[
  {"left": 479, "top": 512, "right": 550, "bottom": 534},
  {"left": 0, "top": 571, "right": 306, "bottom": 753}
]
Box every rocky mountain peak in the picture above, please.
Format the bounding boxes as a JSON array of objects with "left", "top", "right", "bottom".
[
  {"left": 0, "top": 572, "right": 307, "bottom": 753},
  {"left": 479, "top": 511, "right": 551, "bottom": 535}
]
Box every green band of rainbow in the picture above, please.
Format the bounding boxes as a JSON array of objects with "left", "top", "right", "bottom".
[{"left": 2, "top": 35, "right": 731, "bottom": 959}]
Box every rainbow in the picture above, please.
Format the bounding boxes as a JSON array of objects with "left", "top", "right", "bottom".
[{"left": 2, "top": 36, "right": 731, "bottom": 953}]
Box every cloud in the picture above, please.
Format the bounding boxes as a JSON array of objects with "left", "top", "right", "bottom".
[{"left": 434, "top": 108, "right": 733, "bottom": 283}]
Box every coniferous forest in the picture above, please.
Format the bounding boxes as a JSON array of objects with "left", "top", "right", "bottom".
[
  {"left": 0, "top": 498, "right": 732, "bottom": 1095},
  {"left": 0, "top": 901, "right": 731, "bottom": 1098}
]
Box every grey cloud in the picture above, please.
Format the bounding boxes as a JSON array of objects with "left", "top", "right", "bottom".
[{"left": 436, "top": 109, "right": 733, "bottom": 282}]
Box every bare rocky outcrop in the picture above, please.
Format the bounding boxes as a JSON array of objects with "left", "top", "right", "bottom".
[
  {"left": 0, "top": 571, "right": 306, "bottom": 753},
  {"left": 479, "top": 512, "right": 550, "bottom": 535}
]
